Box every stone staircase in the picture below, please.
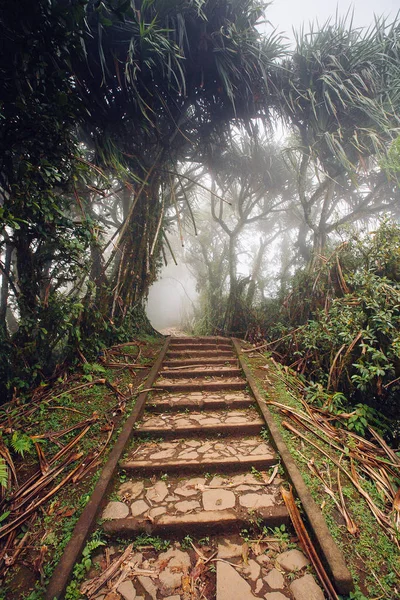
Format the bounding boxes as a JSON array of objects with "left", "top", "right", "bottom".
[{"left": 100, "top": 336, "right": 308, "bottom": 599}]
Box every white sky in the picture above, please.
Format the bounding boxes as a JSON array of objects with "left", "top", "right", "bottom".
[{"left": 266, "top": 0, "right": 398, "bottom": 41}]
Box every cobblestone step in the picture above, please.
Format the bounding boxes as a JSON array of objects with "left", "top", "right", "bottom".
[
  {"left": 168, "top": 343, "right": 233, "bottom": 352},
  {"left": 167, "top": 350, "right": 235, "bottom": 359},
  {"left": 122, "top": 437, "right": 277, "bottom": 474},
  {"left": 135, "top": 408, "right": 264, "bottom": 437},
  {"left": 160, "top": 367, "right": 242, "bottom": 378},
  {"left": 152, "top": 380, "right": 247, "bottom": 392},
  {"left": 102, "top": 470, "right": 289, "bottom": 537},
  {"left": 146, "top": 390, "right": 254, "bottom": 411},
  {"left": 163, "top": 357, "right": 239, "bottom": 367}
]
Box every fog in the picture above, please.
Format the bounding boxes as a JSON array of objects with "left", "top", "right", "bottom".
[
  {"left": 267, "top": 0, "right": 396, "bottom": 37},
  {"left": 146, "top": 245, "right": 198, "bottom": 333}
]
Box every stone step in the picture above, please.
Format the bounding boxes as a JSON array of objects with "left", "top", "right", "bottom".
[
  {"left": 102, "top": 471, "right": 289, "bottom": 538},
  {"left": 163, "top": 358, "right": 238, "bottom": 367},
  {"left": 135, "top": 408, "right": 264, "bottom": 437},
  {"left": 169, "top": 342, "right": 232, "bottom": 351},
  {"left": 152, "top": 380, "right": 247, "bottom": 392},
  {"left": 146, "top": 390, "right": 254, "bottom": 412},
  {"left": 167, "top": 350, "right": 235, "bottom": 359},
  {"left": 169, "top": 336, "right": 230, "bottom": 344},
  {"left": 160, "top": 367, "right": 242, "bottom": 378},
  {"left": 103, "top": 505, "right": 289, "bottom": 538},
  {"left": 122, "top": 437, "right": 276, "bottom": 474}
]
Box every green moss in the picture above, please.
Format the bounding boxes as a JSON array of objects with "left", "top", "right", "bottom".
[{"left": 244, "top": 349, "right": 400, "bottom": 600}]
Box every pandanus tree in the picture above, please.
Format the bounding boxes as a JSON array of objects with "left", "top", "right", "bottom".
[
  {"left": 72, "top": 0, "right": 285, "bottom": 336},
  {"left": 0, "top": 0, "right": 284, "bottom": 393},
  {"left": 209, "top": 134, "right": 293, "bottom": 333},
  {"left": 275, "top": 16, "right": 400, "bottom": 265}
]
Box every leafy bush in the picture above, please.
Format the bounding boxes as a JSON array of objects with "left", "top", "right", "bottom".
[{"left": 270, "top": 222, "right": 400, "bottom": 425}]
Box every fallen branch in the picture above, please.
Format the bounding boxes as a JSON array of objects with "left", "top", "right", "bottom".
[{"left": 281, "top": 485, "right": 339, "bottom": 600}]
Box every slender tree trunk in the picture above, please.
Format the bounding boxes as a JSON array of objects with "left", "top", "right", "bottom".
[
  {"left": 0, "top": 240, "right": 13, "bottom": 334},
  {"left": 246, "top": 238, "right": 267, "bottom": 306},
  {"left": 223, "top": 234, "right": 238, "bottom": 334}
]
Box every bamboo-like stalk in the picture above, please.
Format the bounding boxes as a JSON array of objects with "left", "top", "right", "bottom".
[{"left": 281, "top": 485, "right": 340, "bottom": 600}]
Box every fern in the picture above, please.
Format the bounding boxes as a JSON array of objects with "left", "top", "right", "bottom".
[
  {"left": 11, "top": 431, "right": 34, "bottom": 457},
  {"left": 0, "top": 458, "right": 8, "bottom": 488}
]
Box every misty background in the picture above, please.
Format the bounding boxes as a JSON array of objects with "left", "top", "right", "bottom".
[{"left": 146, "top": 0, "right": 398, "bottom": 333}]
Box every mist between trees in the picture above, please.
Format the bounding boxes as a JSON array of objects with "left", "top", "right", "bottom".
[{"left": 1, "top": 1, "right": 400, "bottom": 430}]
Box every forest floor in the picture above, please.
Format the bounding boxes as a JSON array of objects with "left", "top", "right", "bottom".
[{"left": 0, "top": 335, "right": 398, "bottom": 600}]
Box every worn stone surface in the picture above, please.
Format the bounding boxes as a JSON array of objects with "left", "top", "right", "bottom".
[
  {"left": 239, "top": 493, "right": 275, "bottom": 509},
  {"left": 117, "top": 580, "right": 136, "bottom": 600},
  {"left": 175, "top": 478, "right": 204, "bottom": 497},
  {"left": 217, "top": 539, "right": 243, "bottom": 559},
  {"left": 242, "top": 559, "right": 261, "bottom": 581},
  {"left": 175, "top": 500, "right": 201, "bottom": 512},
  {"left": 264, "top": 568, "right": 285, "bottom": 589},
  {"left": 146, "top": 481, "right": 168, "bottom": 503},
  {"left": 104, "top": 593, "right": 121, "bottom": 600},
  {"left": 264, "top": 593, "right": 289, "bottom": 600},
  {"left": 157, "top": 548, "right": 191, "bottom": 592},
  {"left": 102, "top": 502, "right": 129, "bottom": 520},
  {"left": 149, "top": 449, "right": 175, "bottom": 460},
  {"left": 149, "top": 506, "right": 167, "bottom": 519},
  {"left": 276, "top": 549, "right": 309, "bottom": 572},
  {"left": 118, "top": 482, "right": 144, "bottom": 500},
  {"left": 290, "top": 573, "right": 325, "bottom": 600},
  {"left": 125, "top": 436, "right": 275, "bottom": 465},
  {"left": 165, "top": 596, "right": 181, "bottom": 600},
  {"left": 130, "top": 500, "right": 149, "bottom": 517},
  {"left": 217, "top": 561, "right": 258, "bottom": 600},
  {"left": 256, "top": 555, "right": 271, "bottom": 565},
  {"left": 137, "top": 576, "right": 157, "bottom": 600},
  {"left": 202, "top": 489, "right": 236, "bottom": 511}
]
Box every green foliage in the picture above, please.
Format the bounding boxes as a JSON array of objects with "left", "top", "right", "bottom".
[
  {"left": 271, "top": 222, "right": 400, "bottom": 424},
  {"left": 10, "top": 431, "right": 34, "bottom": 457},
  {"left": 0, "top": 458, "right": 7, "bottom": 488},
  {"left": 65, "top": 534, "right": 105, "bottom": 600},
  {"left": 132, "top": 533, "right": 170, "bottom": 551}
]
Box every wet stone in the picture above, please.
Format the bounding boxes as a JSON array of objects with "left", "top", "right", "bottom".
[
  {"left": 174, "top": 478, "right": 205, "bottom": 497},
  {"left": 202, "top": 489, "right": 236, "bottom": 511},
  {"left": 118, "top": 482, "right": 144, "bottom": 500},
  {"left": 117, "top": 580, "right": 136, "bottom": 600},
  {"left": 102, "top": 501, "right": 130, "bottom": 520},
  {"left": 217, "top": 561, "right": 258, "bottom": 600},
  {"left": 239, "top": 494, "right": 275, "bottom": 509},
  {"left": 251, "top": 444, "right": 272, "bottom": 455},
  {"left": 290, "top": 573, "right": 324, "bottom": 600},
  {"left": 256, "top": 555, "right": 271, "bottom": 565},
  {"left": 264, "top": 568, "right": 285, "bottom": 589},
  {"left": 177, "top": 451, "right": 198, "bottom": 460},
  {"left": 130, "top": 500, "right": 149, "bottom": 517},
  {"left": 276, "top": 549, "right": 309, "bottom": 572},
  {"left": 157, "top": 548, "right": 191, "bottom": 592},
  {"left": 198, "top": 442, "right": 213, "bottom": 454},
  {"left": 137, "top": 576, "right": 157, "bottom": 600},
  {"left": 242, "top": 559, "right": 261, "bottom": 581},
  {"left": 217, "top": 540, "right": 243, "bottom": 559},
  {"left": 209, "top": 476, "right": 229, "bottom": 487},
  {"left": 175, "top": 500, "right": 200, "bottom": 512},
  {"left": 150, "top": 449, "right": 175, "bottom": 460},
  {"left": 146, "top": 481, "right": 168, "bottom": 503},
  {"left": 149, "top": 506, "right": 167, "bottom": 519}
]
